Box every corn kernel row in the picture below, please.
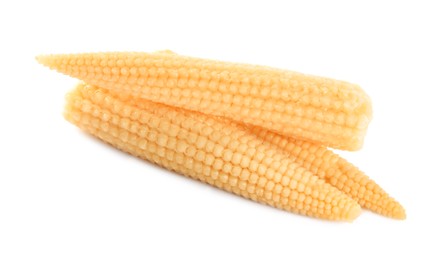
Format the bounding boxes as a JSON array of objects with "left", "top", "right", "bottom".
[
  {"left": 37, "top": 52, "right": 372, "bottom": 150},
  {"left": 249, "top": 126, "right": 405, "bottom": 219},
  {"left": 37, "top": 51, "right": 405, "bottom": 221},
  {"left": 65, "top": 83, "right": 362, "bottom": 221}
]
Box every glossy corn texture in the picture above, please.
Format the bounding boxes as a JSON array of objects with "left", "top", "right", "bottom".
[
  {"left": 37, "top": 51, "right": 372, "bottom": 151},
  {"left": 249, "top": 126, "right": 406, "bottom": 219},
  {"left": 65, "top": 83, "right": 361, "bottom": 221}
]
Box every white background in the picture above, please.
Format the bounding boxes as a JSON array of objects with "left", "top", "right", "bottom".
[{"left": 1, "top": 0, "right": 435, "bottom": 259}]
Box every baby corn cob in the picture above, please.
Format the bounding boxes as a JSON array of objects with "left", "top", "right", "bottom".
[
  {"left": 249, "top": 126, "right": 406, "bottom": 219},
  {"left": 65, "top": 83, "right": 361, "bottom": 221},
  {"left": 37, "top": 52, "right": 372, "bottom": 151}
]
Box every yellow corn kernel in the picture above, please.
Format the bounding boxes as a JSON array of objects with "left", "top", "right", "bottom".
[
  {"left": 37, "top": 52, "right": 372, "bottom": 151},
  {"left": 65, "top": 82, "right": 361, "bottom": 221},
  {"left": 249, "top": 126, "right": 406, "bottom": 219}
]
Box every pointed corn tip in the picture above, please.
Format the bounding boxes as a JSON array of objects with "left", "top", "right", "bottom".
[
  {"left": 378, "top": 197, "right": 406, "bottom": 220},
  {"left": 391, "top": 204, "right": 407, "bottom": 220},
  {"left": 35, "top": 54, "right": 52, "bottom": 67}
]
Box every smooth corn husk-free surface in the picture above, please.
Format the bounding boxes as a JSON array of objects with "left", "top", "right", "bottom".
[
  {"left": 64, "top": 83, "right": 361, "bottom": 221},
  {"left": 38, "top": 52, "right": 372, "bottom": 151}
]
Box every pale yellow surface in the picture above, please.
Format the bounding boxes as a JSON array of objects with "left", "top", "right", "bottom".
[
  {"left": 64, "top": 83, "right": 361, "bottom": 221},
  {"left": 37, "top": 52, "right": 372, "bottom": 151},
  {"left": 37, "top": 52, "right": 405, "bottom": 221},
  {"left": 250, "top": 126, "right": 405, "bottom": 219}
]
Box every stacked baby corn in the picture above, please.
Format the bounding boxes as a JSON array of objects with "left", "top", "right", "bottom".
[{"left": 37, "top": 51, "right": 405, "bottom": 221}]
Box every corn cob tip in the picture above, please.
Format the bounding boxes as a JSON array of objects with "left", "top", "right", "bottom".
[
  {"left": 377, "top": 195, "right": 406, "bottom": 220},
  {"left": 36, "top": 53, "right": 74, "bottom": 70},
  {"left": 35, "top": 54, "right": 46, "bottom": 62},
  {"left": 391, "top": 204, "right": 406, "bottom": 220},
  {"left": 35, "top": 54, "right": 52, "bottom": 67}
]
